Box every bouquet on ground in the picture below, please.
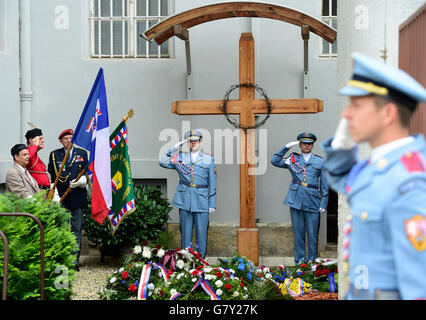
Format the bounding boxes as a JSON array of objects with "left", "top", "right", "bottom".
[{"left": 99, "top": 241, "right": 170, "bottom": 300}]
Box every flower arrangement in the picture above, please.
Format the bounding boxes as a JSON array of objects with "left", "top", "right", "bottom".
[
  {"left": 278, "top": 278, "right": 312, "bottom": 297},
  {"left": 284, "top": 258, "right": 339, "bottom": 293},
  {"left": 100, "top": 242, "right": 307, "bottom": 300}
]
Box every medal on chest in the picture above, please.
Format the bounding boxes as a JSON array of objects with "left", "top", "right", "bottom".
[{"left": 290, "top": 154, "right": 307, "bottom": 182}]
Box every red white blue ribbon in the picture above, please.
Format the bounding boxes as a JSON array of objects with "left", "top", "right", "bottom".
[
  {"left": 200, "top": 279, "right": 221, "bottom": 300},
  {"left": 153, "top": 262, "right": 169, "bottom": 282},
  {"left": 170, "top": 292, "right": 183, "bottom": 300},
  {"left": 189, "top": 278, "right": 221, "bottom": 300},
  {"left": 137, "top": 262, "right": 152, "bottom": 300}
]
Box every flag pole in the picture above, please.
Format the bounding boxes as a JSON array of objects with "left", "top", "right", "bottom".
[{"left": 59, "top": 108, "right": 134, "bottom": 203}]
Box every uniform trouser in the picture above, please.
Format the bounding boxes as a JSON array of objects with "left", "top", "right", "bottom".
[
  {"left": 70, "top": 207, "right": 83, "bottom": 263},
  {"left": 179, "top": 209, "right": 209, "bottom": 258},
  {"left": 290, "top": 207, "right": 320, "bottom": 264}
]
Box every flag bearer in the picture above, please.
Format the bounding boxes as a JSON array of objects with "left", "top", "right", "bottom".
[{"left": 48, "top": 129, "right": 88, "bottom": 270}]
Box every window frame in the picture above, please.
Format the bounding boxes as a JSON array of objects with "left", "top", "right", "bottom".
[
  {"left": 319, "top": 0, "right": 337, "bottom": 58},
  {"left": 89, "top": 0, "right": 172, "bottom": 59}
]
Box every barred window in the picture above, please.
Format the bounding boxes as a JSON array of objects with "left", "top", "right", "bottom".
[
  {"left": 89, "top": 0, "right": 171, "bottom": 58},
  {"left": 320, "top": 0, "right": 337, "bottom": 57}
]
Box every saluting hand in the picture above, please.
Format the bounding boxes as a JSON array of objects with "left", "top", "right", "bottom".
[{"left": 285, "top": 141, "right": 300, "bottom": 148}]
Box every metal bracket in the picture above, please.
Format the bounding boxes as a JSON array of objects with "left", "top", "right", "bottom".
[
  {"left": 301, "top": 25, "right": 310, "bottom": 97},
  {"left": 173, "top": 25, "right": 192, "bottom": 99}
]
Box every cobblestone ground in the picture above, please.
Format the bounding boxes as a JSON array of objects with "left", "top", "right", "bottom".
[{"left": 71, "top": 264, "right": 118, "bottom": 300}]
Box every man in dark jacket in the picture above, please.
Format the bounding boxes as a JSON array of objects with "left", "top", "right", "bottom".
[{"left": 48, "top": 129, "right": 88, "bottom": 269}]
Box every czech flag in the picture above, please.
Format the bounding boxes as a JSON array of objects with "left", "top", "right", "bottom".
[{"left": 72, "top": 68, "right": 112, "bottom": 224}]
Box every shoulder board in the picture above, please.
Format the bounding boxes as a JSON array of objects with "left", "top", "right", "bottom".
[
  {"left": 314, "top": 154, "right": 323, "bottom": 159},
  {"left": 292, "top": 152, "right": 300, "bottom": 157},
  {"left": 202, "top": 152, "right": 214, "bottom": 158},
  {"left": 400, "top": 151, "right": 426, "bottom": 173}
]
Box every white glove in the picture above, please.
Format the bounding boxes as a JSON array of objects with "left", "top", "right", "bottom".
[
  {"left": 171, "top": 140, "right": 187, "bottom": 153},
  {"left": 209, "top": 208, "right": 215, "bottom": 214},
  {"left": 285, "top": 141, "right": 300, "bottom": 148},
  {"left": 70, "top": 175, "right": 87, "bottom": 189},
  {"left": 319, "top": 208, "right": 326, "bottom": 214},
  {"left": 53, "top": 188, "right": 60, "bottom": 203},
  {"left": 331, "top": 118, "right": 356, "bottom": 150}
]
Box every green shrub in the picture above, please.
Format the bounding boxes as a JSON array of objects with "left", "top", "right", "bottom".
[
  {"left": 83, "top": 184, "right": 172, "bottom": 257},
  {"left": 0, "top": 192, "right": 78, "bottom": 300}
]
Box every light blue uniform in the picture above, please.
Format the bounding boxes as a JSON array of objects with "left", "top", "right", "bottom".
[
  {"left": 160, "top": 139, "right": 216, "bottom": 257},
  {"left": 322, "top": 135, "right": 426, "bottom": 300},
  {"left": 271, "top": 140, "right": 329, "bottom": 264},
  {"left": 160, "top": 150, "right": 216, "bottom": 212},
  {"left": 322, "top": 52, "right": 426, "bottom": 300}
]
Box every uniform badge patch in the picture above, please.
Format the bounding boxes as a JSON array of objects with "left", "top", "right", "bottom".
[
  {"left": 404, "top": 214, "right": 426, "bottom": 252},
  {"left": 400, "top": 151, "right": 426, "bottom": 172}
]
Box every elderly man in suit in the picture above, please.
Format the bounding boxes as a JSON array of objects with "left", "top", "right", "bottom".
[{"left": 6, "top": 144, "right": 40, "bottom": 198}]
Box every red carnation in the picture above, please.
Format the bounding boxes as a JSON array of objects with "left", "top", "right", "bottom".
[
  {"left": 128, "top": 283, "right": 137, "bottom": 293},
  {"left": 192, "top": 270, "right": 199, "bottom": 276},
  {"left": 216, "top": 272, "right": 223, "bottom": 278},
  {"left": 122, "top": 271, "right": 128, "bottom": 280},
  {"left": 301, "top": 264, "right": 307, "bottom": 268},
  {"left": 224, "top": 284, "right": 232, "bottom": 291}
]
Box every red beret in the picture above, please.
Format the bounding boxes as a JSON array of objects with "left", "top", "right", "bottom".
[{"left": 58, "top": 129, "right": 73, "bottom": 139}]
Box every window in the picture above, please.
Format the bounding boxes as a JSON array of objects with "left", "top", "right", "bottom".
[
  {"left": 320, "top": 0, "right": 337, "bottom": 57},
  {"left": 89, "top": 0, "right": 171, "bottom": 58}
]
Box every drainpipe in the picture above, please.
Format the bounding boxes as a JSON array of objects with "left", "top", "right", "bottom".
[{"left": 19, "top": 0, "right": 32, "bottom": 142}]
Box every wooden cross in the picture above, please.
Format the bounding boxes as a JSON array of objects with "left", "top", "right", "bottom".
[{"left": 172, "top": 33, "right": 323, "bottom": 264}]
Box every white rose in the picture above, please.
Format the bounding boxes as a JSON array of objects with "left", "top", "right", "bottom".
[
  {"left": 142, "top": 247, "right": 152, "bottom": 259},
  {"left": 176, "top": 259, "right": 185, "bottom": 269},
  {"left": 109, "top": 276, "right": 117, "bottom": 283},
  {"left": 148, "top": 283, "right": 155, "bottom": 290},
  {"left": 216, "top": 289, "right": 223, "bottom": 296},
  {"left": 170, "top": 289, "right": 177, "bottom": 296},
  {"left": 157, "top": 248, "right": 165, "bottom": 258},
  {"left": 215, "top": 280, "right": 223, "bottom": 288},
  {"left": 204, "top": 267, "right": 212, "bottom": 273},
  {"left": 233, "top": 291, "right": 240, "bottom": 297},
  {"left": 133, "top": 245, "right": 142, "bottom": 254}
]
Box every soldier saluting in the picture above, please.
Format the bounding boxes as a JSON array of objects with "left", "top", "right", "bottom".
[
  {"left": 271, "top": 132, "right": 329, "bottom": 265},
  {"left": 160, "top": 130, "right": 216, "bottom": 258},
  {"left": 322, "top": 52, "right": 426, "bottom": 300}
]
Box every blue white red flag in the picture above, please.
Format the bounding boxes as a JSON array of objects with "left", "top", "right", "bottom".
[{"left": 72, "top": 68, "right": 112, "bottom": 224}]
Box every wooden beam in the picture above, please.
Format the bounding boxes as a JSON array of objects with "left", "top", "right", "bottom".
[
  {"left": 252, "top": 98, "right": 324, "bottom": 113},
  {"left": 172, "top": 100, "right": 242, "bottom": 115},
  {"left": 141, "top": 2, "right": 337, "bottom": 45},
  {"left": 172, "top": 98, "right": 323, "bottom": 115}
]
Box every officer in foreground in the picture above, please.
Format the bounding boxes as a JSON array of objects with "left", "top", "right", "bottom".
[
  {"left": 322, "top": 52, "right": 426, "bottom": 300},
  {"left": 159, "top": 130, "right": 216, "bottom": 258},
  {"left": 271, "top": 132, "right": 329, "bottom": 265}
]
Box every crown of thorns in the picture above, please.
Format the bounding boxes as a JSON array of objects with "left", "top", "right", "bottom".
[{"left": 219, "top": 83, "right": 273, "bottom": 130}]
